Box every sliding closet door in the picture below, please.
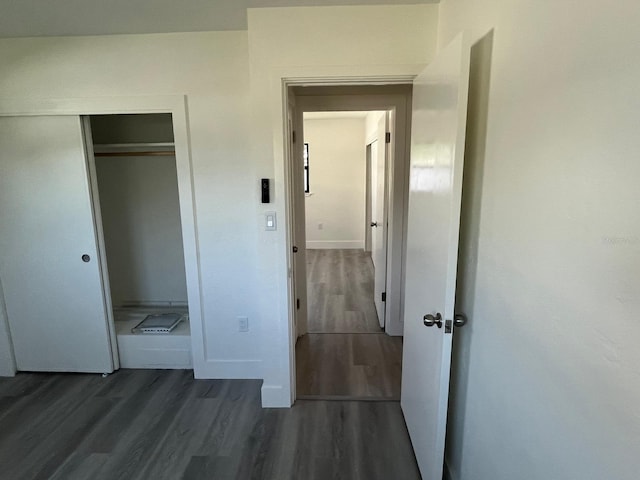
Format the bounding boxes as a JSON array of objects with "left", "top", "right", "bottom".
[{"left": 0, "top": 116, "right": 114, "bottom": 373}]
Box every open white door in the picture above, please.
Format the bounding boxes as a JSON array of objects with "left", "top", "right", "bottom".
[
  {"left": 401, "top": 33, "right": 471, "bottom": 479},
  {"left": 371, "top": 113, "right": 388, "bottom": 329},
  {"left": 0, "top": 116, "right": 114, "bottom": 373},
  {"left": 288, "top": 93, "right": 308, "bottom": 338}
]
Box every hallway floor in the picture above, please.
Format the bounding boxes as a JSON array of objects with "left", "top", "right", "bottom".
[
  {"left": 297, "top": 250, "right": 403, "bottom": 399},
  {"left": 306, "top": 249, "right": 381, "bottom": 333}
]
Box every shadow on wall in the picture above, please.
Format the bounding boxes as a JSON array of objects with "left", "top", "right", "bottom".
[{"left": 445, "top": 29, "right": 495, "bottom": 476}]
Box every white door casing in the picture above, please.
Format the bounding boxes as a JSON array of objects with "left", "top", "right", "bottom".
[
  {"left": 0, "top": 115, "right": 114, "bottom": 373},
  {"left": 400, "top": 33, "right": 471, "bottom": 479},
  {"left": 371, "top": 113, "right": 389, "bottom": 329}
]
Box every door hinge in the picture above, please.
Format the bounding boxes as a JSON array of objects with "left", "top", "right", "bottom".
[
  {"left": 292, "top": 130, "right": 296, "bottom": 143},
  {"left": 381, "top": 292, "right": 386, "bottom": 302},
  {"left": 296, "top": 298, "right": 300, "bottom": 310},
  {"left": 385, "top": 132, "right": 391, "bottom": 144}
]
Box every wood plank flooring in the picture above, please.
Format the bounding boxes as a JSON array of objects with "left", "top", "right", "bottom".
[
  {"left": 299, "top": 249, "right": 403, "bottom": 399},
  {"left": 296, "top": 333, "right": 402, "bottom": 399},
  {"left": 306, "top": 249, "right": 381, "bottom": 333},
  {"left": 0, "top": 371, "right": 421, "bottom": 480}
]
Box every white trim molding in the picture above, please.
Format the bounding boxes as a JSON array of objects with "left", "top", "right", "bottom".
[
  {"left": 306, "top": 240, "right": 364, "bottom": 249},
  {"left": 197, "top": 359, "right": 263, "bottom": 379},
  {"left": 0, "top": 275, "right": 16, "bottom": 377}
]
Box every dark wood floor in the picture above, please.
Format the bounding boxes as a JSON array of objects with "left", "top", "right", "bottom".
[
  {"left": 296, "top": 333, "right": 402, "bottom": 399},
  {"left": 0, "top": 371, "right": 421, "bottom": 480},
  {"left": 306, "top": 249, "right": 381, "bottom": 333},
  {"left": 298, "top": 249, "right": 403, "bottom": 399}
]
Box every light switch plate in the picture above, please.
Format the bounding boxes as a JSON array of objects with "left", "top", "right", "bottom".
[{"left": 265, "top": 211, "right": 277, "bottom": 231}]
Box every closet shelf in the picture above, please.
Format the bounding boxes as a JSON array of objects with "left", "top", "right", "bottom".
[
  {"left": 93, "top": 142, "right": 175, "bottom": 157},
  {"left": 95, "top": 151, "right": 175, "bottom": 157}
]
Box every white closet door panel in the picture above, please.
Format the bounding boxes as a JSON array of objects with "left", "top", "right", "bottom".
[{"left": 0, "top": 116, "right": 113, "bottom": 373}]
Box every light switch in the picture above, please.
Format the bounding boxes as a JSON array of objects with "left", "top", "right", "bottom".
[{"left": 265, "top": 212, "right": 277, "bottom": 231}]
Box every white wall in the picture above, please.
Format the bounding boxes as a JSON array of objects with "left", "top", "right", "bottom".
[
  {"left": 304, "top": 117, "right": 366, "bottom": 249},
  {"left": 96, "top": 155, "right": 188, "bottom": 306},
  {"left": 439, "top": 2, "right": 640, "bottom": 480}
]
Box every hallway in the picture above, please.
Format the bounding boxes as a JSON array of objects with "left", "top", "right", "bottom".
[{"left": 296, "top": 250, "right": 402, "bottom": 399}]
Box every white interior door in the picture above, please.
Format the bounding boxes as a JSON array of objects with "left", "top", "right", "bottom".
[
  {"left": 0, "top": 116, "right": 114, "bottom": 373},
  {"left": 364, "top": 144, "right": 373, "bottom": 253},
  {"left": 289, "top": 94, "right": 308, "bottom": 338},
  {"left": 371, "top": 114, "right": 388, "bottom": 329},
  {"left": 401, "top": 34, "right": 471, "bottom": 479}
]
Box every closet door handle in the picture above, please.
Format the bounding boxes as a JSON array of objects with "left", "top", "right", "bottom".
[{"left": 81, "top": 254, "right": 91, "bottom": 263}]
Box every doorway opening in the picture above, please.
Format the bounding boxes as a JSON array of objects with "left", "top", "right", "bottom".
[
  {"left": 295, "top": 110, "right": 402, "bottom": 399},
  {"left": 286, "top": 85, "right": 413, "bottom": 401}
]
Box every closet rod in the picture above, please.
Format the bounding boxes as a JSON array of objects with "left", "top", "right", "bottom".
[{"left": 94, "top": 151, "right": 176, "bottom": 157}]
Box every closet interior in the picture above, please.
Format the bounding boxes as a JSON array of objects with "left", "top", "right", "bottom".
[{"left": 89, "top": 113, "right": 192, "bottom": 369}]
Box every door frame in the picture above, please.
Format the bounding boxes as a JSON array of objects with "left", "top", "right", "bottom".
[
  {"left": 0, "top": 95, "right": 204, "bottom": 377},
  {"left": 283, "top": 81, "right": 416, "bottom": 402}
]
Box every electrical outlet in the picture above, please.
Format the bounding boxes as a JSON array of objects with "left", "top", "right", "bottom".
[{"left": 238, "top": 316, "right": 249, "bottom": 332}]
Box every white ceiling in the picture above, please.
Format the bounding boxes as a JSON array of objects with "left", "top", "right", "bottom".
[{"left": 0, "top": 0, "right": 438, "bottom": 38}]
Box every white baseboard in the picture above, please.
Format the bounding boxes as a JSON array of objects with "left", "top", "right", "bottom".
[
  {"left": 0, "top": 315, "right": 16, "bottom": 376},
  {"left": 193, "top": 358, "right": 262, "bottom": 379},
  {"left": 306, "top": 240, "right": 364, "bottom": 249},
  {"left": 0, "top": 363, "right": 16, "bottom": 377},
  {"left": 261, "top": 383, "right": 292, "bottom": 408}
]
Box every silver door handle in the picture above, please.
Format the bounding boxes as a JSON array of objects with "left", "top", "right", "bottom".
[
  {"left": 454, "top": 313, "right": 468, "bottom": 327},
  {"left": 423, "top": 313, "right": 442, "bottom": 328}
]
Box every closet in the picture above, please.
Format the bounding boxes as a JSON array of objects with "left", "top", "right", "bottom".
[
  {"left": 0, "top": 113, "right": 192, "bottom": 373},
  {"left": 89, "top": 113, "right": 191, "bottom": 369}
]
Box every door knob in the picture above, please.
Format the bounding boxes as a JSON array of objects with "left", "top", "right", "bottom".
[
  {"left": 292, "top": 246, "right": 298, "bottom": 253},
  {"left": 371, "top": 222, "right": 378, "bottom": 227},
  {"left": 423, "top": 312, "right": 442, "bottom": 328},
  {"left": 454, "top": 313, "right": 468, "bottom": 327},
  {"left": 81, "top": 254, "right": 91, "bottom": 263}
]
